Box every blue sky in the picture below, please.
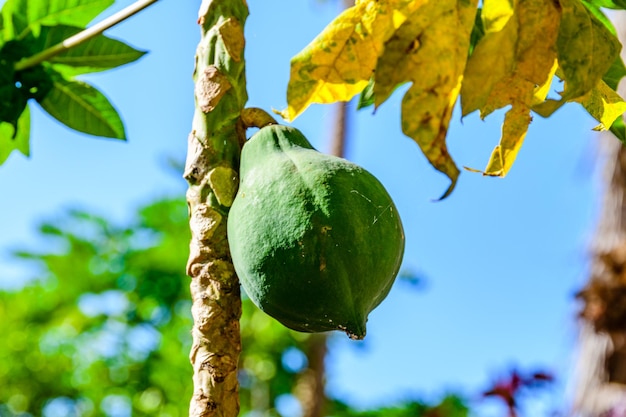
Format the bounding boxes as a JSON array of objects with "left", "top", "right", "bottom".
[{"left": 0, "top": 0, "right": 608, "bottom": 415}]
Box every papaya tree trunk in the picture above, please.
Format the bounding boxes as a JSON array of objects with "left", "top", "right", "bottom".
[{"left": 184, "top": 2, "right": 248, "bottom": 416}]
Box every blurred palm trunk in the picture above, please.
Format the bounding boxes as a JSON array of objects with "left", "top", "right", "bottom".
[
  {"left": 296, "top": 334, "right": 329, "bottom": 417},
  {"left": 574, "top": 136, "right": 626, "bottom": 416},
  {"left": 573, "top": 16, "right": 626, "bottom": 414}
]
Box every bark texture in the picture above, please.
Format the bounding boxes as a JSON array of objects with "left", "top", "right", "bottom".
[
  {"left": 574, "top": 136, "right": 626, "bottom": 416},
  {"left": 296, "top": 334, "right": 328, "bottom": 417},
  {"left": 573, "top": 16, "right": 626, "bottom": 416},
  {"left": 185, "top": 2, "right": 248, "bottom": 416}
]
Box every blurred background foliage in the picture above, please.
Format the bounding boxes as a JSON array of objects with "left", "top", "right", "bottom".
[{"left": 0, "top": 194, "right": 471, "bottom": 417}]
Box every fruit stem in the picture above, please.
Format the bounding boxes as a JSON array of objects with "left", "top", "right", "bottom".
[{"left": 241, "top": 107, "right": 278, "bottom": 130}]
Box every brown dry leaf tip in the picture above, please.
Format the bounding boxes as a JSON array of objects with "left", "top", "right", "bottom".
[
  {"left": 196, "top": 66, "right": 232, "bottom": 113},
  {"left": 347, "top": 331, "right": 364, "bottom": 340},
  {"left": 197, "top": 1, "right": 210, "bottom": 26}
]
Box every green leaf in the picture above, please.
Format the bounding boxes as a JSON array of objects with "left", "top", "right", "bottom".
[
  {"left": 1, "top": 0, "right": 114, "bottom": 38},
  {"left": 533, "top": 0, "right": 621, "bottom": 117},
  {"left": 575, "top": 80, "right": 626, "bottom": 131},
  {"left": 581, "top": 0, "right": 617, "bottom": 34},
  {"left": 0, "top": 7, "right": 4, "bottom": 46},
  {"left": 558, "top": 0, "right": 620, "bottom": 99},
  {"left": 0, "top": 104, "right": 30, "bottom": 165},
  {"left": 37, "top": 25, "right": 146, "bottom": 74},
  {"left": 0, "top": 39, "right": 50, "bottom": 127},
  {"left": 357, "top": 78, "right": 408, "bottom": 111},
  {"left": 0, "top": 38, "right": 55, "bottom": 124},
  {"left": 0, "top": 40, "right": 24, "bottom": 127},
  {"left": 584, "top": 0, "right": 626, "bottom": 9},
  {"left": 603, "top": 55, "right": 626, "bottom": 91},
  {"left": 610, "top": 115, "right": 626, "bottom": 143},
  {"left": 39, "top": 75, "right": 125, "bottom": 139},
  {"left": 357, "top": 77, "right": 375, "bottom": 110},
  {"left": 468, "top": 7, "right": 484, "bottom": 56}
]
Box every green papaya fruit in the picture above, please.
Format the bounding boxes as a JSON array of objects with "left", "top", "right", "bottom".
[{"left": 227, "top": 124, "right": 404, "bottom": 339}]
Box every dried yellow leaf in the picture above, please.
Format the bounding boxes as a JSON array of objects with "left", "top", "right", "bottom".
[
  {"left": 532, "top": 59, "right": 558, "bottom": 105},
  {"left": 576, "top": 80, "right": 626, "bottom": 131},
  {"left": 533, "top": 0, "right": 621, "bottom": 117},
  {"left": 557, "top": 0, "right": 621, "bottom": 101},
  {"left": 482, "top": 0, "right": 514, "bottom": 33},
  {"left": 375, "top": 0, "right": 477, "bottom": 198},
  {"left": 462, "top": 0, "right": 559, "bottom": 117},
  {"left": 483, "top": 106, "right": 531, "bottom": 177},
  {"left": 460, "top": 18, "right": 517, "bottom": 117},
  {"left": 281, "top": 0, "right": 421, "bottom": 121},
  {"left": 462, "top": 0, "right": 559, "bottom": 177}
]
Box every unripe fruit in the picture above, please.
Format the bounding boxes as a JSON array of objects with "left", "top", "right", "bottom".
[{"left": 228, "top": 125, "right": 404, "bottom": 339}]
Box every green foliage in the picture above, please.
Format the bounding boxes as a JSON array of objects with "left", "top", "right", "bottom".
[
  {"left": 35, "top": 24, "right": 146, "bottom": 75},
  {"left": 0, "top": 196, "right": 298, "bottom": 416},
  {"left": 39, "top": 73, "right": 126, "bottom": 138},
  {"left": 0, "top": 195, "right": 468, "bottom": 417},
  {"left": 0, "top": 39, "right": 52, "bottom": 133},
  {"left": 584, "top": 0, "right": 626, "bottom": 8},
  {"left": 0, "top": 0, "right": 114, "bottom": 38},
  {"left": 327, "top": 395, "right": 469, "bottom": 417},
  {"left": 0, "top": 105, "right": 29, "bottom": 162},
  {"left": 0, "top": 199, "right": 193, "bottom": 416},
  {"left": 0, "top": 0, "right": 145, "bottom": 165}
]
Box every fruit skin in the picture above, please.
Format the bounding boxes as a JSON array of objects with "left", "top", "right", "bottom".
[{"left": 227, "top": 124, "right": 404, "bottom": 339}]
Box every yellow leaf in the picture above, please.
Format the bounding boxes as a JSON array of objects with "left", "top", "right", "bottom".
[
  {"left": 576, "top": 80, "right": 626, "bottom": 131},
  {"left": 281, "top": 0, "right": 421, "bottom": 121},
  {"left": 483, "top": 106, "right": 531, "bottom": 177},
  {"left": 532, "top": 59, "right": 558, "bottom": 105},
  {"left": 375, "top": 0, "right": 478, "bottom": 198},
  {"left": 556, "top": 0, "right": 621, "bottom": 101},
  {"left": 402, "top": 79, "right": 463, "bottom": 199},
  {"left": 462, "top": 0, "right": 559, "bottom": 117},
  {"left": 533, "top": 0, "right": 621, "bottom": 117},
  {"left": 460, "top": 17, "right": 517, "bottom": 116},
  {"left": 461, "top": 0, "right": 559, "bottom": 177},
  {"left": 482, "top": 0, "right": 514, "bottom": 33}
]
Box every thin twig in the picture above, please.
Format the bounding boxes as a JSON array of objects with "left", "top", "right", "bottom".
[{"left": 14, "top": 0, "right": 160, "bottom": 71}]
